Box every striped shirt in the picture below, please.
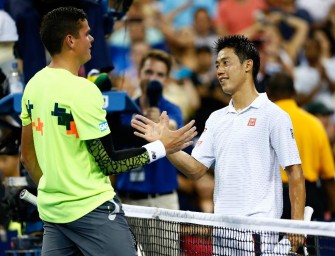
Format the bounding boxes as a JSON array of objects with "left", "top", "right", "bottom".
[{"left": 192, "top": 93, "right": 301, "bottom": 218}]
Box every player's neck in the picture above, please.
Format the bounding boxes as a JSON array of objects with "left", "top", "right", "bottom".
[
  {"left": 232, "top": 86, "right": 259, "bottom": 111},
  {"left": 48, "top": 56, "right": 81, "bottom": 76}
]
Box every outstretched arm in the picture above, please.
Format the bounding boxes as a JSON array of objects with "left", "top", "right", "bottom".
[
  {"left": 86, "top": 135, "right": 151, "bottom": 176},
  {"left": 88, "top": 111, "right": 197, "bottom": 176},
  {"left": 131, "top": 112, "right": 206, "bottom": 179}
]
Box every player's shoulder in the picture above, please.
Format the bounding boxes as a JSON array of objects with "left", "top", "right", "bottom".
[
  {"left": 75, "top": 76, "right": 102, "bottom": 95},
  {"left": 264, "top": 98, "right": 291, "bottom": 119},
  {"left": 206, "top": 106, "right": 229, "bottom": 122}
]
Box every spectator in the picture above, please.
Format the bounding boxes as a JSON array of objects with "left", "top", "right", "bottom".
[
  {"left": 155, "top": 13, "right": 198, "bottom": 71},
  {"left": 190, "top": 45, "right": 228, "bottom": 132},
  {"left": 294, "top": 32, "right": 335, "bottom": 109},
  {"left": 108, "top": 1, "right": 166, "bottom": 74},
  {"left": 269, "top": 0, "right": 313, "bottom": 40},
  {"left": 266, "top": 72, "right": 335, "bottom": 222},
  {"left": 4, "top": 0, "right": 112, "bottom": 84},
  {"left": 122, "top": 41, "right": 151, "bottom": 99},
  {"left": 112, "top": 49, "right": 186, "bottom": 255},
  {"left": 159, "top": 0, "right": 217, "bottom": 29},
  {"left": 296, "top": 0, "right": 335, "bottom": 24},
  {"left": 0, "top": 5, "right": 18, "bottom": 88},
  {"left": 215, "top": 0, "right": 267, "bottom": 36},
  {"left": 193, "top": 7, "right": 217, "bottom": 49},
  {"left": 115, "top": 49, "right": 184, "bottom": 210},
  {"left": 0, "top": 128, "right": 20, "bottom": 179},
  {"left": 319, "top": 3, "right": 335, "bottom": 56},
  {"left": 306, "top": 101, "right": 335, "bottom": 159},
  {"left": 256, "top": 11, "right": 308, "bottom": 66}
]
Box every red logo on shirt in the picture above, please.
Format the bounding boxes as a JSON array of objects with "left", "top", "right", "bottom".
[
  {"left": 66, "top": 121, "right": 79, "bottom": 138},
  {"left": 32, "top": 117, "right": 44, "bottom": 135},
  {"left": 247, "top": 118, "right": 256, "bottom": 126}
]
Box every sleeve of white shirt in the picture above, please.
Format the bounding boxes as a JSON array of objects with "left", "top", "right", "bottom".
[
  {"left": 270, "top": 112, "right": 301, "bottom": 169},
  {"left": 191, "top": 114, "right": 216, "bottom": 168}
]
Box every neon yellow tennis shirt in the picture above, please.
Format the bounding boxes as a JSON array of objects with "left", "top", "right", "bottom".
[{"left": 21, "top": 67, "right": 115, "bottom": 223}]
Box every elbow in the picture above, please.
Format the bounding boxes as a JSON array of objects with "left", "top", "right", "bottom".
[
  {"left": 185, "top": 169, "right": 207, "bottom": 181},
  {"left": 188, "top": 173, "right": 203, "bottom": 180},
  {"left": 184, "top": 162, "right": 208, "bottom": 180}
]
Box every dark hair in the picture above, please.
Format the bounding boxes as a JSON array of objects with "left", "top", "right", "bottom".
[
  {"left": 194, "top": 7, "right": 210, "bottom": 19},
  {"left": 40, "top": 6, "right": 87, "bottom": 56},
  {"left": 267, "top": 72, "right": 295, "bottom": 99},
  {"left": 214, "top": 35, "right": 260, "bottom": 82},
  {"left": 139, "top": 49, "right": 173, "bottom": 76}
]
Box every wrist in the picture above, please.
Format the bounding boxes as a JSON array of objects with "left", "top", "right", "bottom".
[{"left": 142, "top": 140, "right": 166, "bottom": 163}]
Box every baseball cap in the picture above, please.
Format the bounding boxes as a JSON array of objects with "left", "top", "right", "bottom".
[
  {"left": 305, "top": 101, "right": 334, "bottom": 116},
  {"left": 0, "top": 10, "right": 18, "bottom": 42}
]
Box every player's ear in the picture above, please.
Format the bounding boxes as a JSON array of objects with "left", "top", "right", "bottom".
[
  {"left": 64, "top": 34, "right": 75, "bottom": 49},
  {"left": 244, "top": 59, "right": 253, "bottom": 73}
]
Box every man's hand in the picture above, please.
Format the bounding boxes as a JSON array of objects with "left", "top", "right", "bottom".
[
  {"left": 131, "top": 111, "right": 197, "bottom": 154},
  {"left": 286, "top": 233, "right": 305, "bottom": 253}
]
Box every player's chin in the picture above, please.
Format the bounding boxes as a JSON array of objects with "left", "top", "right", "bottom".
[
  {"left": 82, "top": 54, "right": 92, "bottom": 64},
  {"left": 221, "top": 86, "right": 232, "bottom": 95}
]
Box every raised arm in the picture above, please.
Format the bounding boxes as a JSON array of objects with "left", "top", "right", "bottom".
[{"left": 131, "top": 111, "right": 197, "bottom": 154}]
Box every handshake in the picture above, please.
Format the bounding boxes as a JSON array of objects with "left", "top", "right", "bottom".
[{"left": 131, "top": 111, "right": 198, "bottom": 155}]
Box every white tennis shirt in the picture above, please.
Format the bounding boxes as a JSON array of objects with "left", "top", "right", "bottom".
[{"left": 192, "top": 93, "right": 301, "bottom": 218}]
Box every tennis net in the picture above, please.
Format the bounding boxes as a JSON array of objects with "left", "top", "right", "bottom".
[
  {"left": 123, "top": 204, "right": 335, "bottom": 256},
  {"left": 19, "top": 190, "right": 335, "bottom": 255}
]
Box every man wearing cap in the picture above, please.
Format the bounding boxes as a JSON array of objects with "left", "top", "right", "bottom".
[{"left": 306, "top": 101, "right": 335, "bottom": 152}]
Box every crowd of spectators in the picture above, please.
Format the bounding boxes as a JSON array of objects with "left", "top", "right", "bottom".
[{"left": 1, "top": 0, "right": 335, "bottom": 252}]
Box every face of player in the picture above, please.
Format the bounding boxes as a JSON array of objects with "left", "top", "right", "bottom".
[
  {"left": 74, "top": 19, "right": 94, "bottom": 65},
  {"left": 139, "top": 58, "right": 168, "bottom": 87},
  {"left": 215, "top": 48, "right": 248, "bottom": 96}
]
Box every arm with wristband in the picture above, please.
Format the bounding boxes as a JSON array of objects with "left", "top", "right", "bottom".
[{"left": 87, "top": 111, "right": 197, "bottom": 176}]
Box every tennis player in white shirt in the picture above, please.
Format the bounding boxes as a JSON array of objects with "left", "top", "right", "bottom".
[{"left": 131, "top": 35, "right": 306, "bottom": 255}]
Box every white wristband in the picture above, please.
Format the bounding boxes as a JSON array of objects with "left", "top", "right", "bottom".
[{"left": 142, "top": 140, "right": 166, "bottom": 163}]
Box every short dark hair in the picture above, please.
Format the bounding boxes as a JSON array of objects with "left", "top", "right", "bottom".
[
  {"left": 214, "top": 35, "right": 260, "bottom": 82},
  {"left": 139, "top": 49, "right": 173, "bottom": 76},
  {"left": 40, "top": 6, "right": 87, "bottom": 56},
  {"left": 267, "top": 72, "right": 295, "bottom": 99}
]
